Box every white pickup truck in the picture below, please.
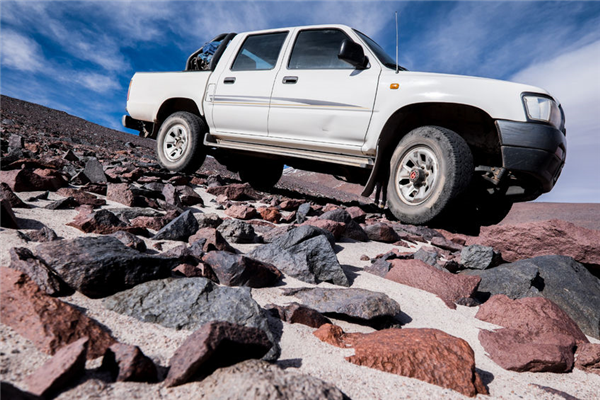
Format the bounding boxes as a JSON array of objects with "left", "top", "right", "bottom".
[{"left": 124, "top": 24, "right": 566, "bottom": 225}]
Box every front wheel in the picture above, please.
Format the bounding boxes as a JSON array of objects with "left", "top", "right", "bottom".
[
  {"left": 386, "top": 126, "right": 473, "bottom": 225},
  {"left": 156, "top": 112, "right": 207, "bottom": 173}
]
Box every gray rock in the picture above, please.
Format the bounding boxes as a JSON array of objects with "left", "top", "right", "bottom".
[
  {"left": 217, "top": 219, "right": 259, "bottom": 243},
  {"left": 106, "top": 207, "right": 163, "bottom": 220},
  {"left": 466, "top": 255, "right": 600, "bottom": 339},
  {"left": 152, "top": 210, "right": 199, "bottom": 241},
  {"left": 461, "top": 245, "right": 499, "bottom": 270},
  {"left": 198, "top": 359, "right": 347, "bottom": 400},
  {"left": 83, "top": 158, "right": 107, "bottom": 183},
  {"left": 282, "top": 287, "right": 401, "bottom": 322},
  {"left": 250, "top": 226, "right": 349, "bottom": 287},
  {"left": 110, "top": 230, "right": 147, "bottom": 252},
  {"left": 413, "top": 248, "right": 440, "bottom": 267},
  {"left": 8, "top": 247, "right": 72, "bottom": 296},
  {"left": 197, "top": 213, "right": 223, "bottom": 229},
  {"left": 8, "top": 134, "right": 24, "bottom": 150},
  {"left": 34, "top": 236, "right": 176, "bottom": 298},
  {"left": 102, "top": 277, "right": 280, "bottom": 360},
  {"left": 295, "top": 203, "right": 311, "bottom": 224},
  {"left": 202, "top": 251, "right": 282, "bottom": 288}
]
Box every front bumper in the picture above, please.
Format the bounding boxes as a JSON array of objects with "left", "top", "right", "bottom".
[{"left": 496, "top": 120, "right": 566, "bottom": 194}]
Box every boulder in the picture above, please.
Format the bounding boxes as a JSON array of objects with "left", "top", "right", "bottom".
[
  {"left": 575, "top": 343, "right": 600, "bottom": 376},
  {"left": 8, "top": 247, "right": 72, "bottom": 296},
  {"left": 101, "top": 343, "right": 157, "bottom": 382},
  {"left": 460, "top": 245, "right": 500, "bottom": 270},
  {"left": 225, "top": 204, "right": 257, "bottom": 220},
  {"left": 475, "top": 295, "right": 589, "bottom": 344},
  {"left": 106, "top": 183, "right": 135, "bottom": 206},
  {"left": 282, "top": 287, "right": 401, "bottom": 322},
  {"left": 386, "top": 259, "right": 480, "bottom": 309},
  {"left": 470, "top": 220, "right": 600, "bottom": 272},
  {"left": 0, "top": 268, "right": 116, "bottom": 359},
  {"left": 0, "top": 168, "right": 67, "bottom": 192},
  {"left": 217, "top": 219, "right": 259, "bottom": 244},
  {"left": 197, "top": 359, "right": 347, "bottom": 400},
  {"left": 0, "top": 182, "right": 29, "bottom": 208},
  {"left": 250, "top": 226, "right": 348, "bottom": 286},
  {"left": 202, "top": 251, "right": 282, "bottom": 288},
  {"left": 207, "top": 183, "right": 260, "bottom": 201},
  {"left": 34, "top": 236, "right": 176, "bottom": 298},
  {"left": 1, "top": 198, "right": 19, "bottom": 229},
  {"left": 478, "top": 328, "right": 575, "bottom": 373},
  {"left": 25, "top": 337, "right": 88, "bottom": 398},
  {"left": 346, "top": 328, "right": 488, "bottom": 397},
  {"left": 83, "top": 157, "right": 107, "bottom": 183},
  {"left": 266, "top": 302, "right": 331, "bottom": 328},
  {"left": 102, "top": 277, "right": 279, "bottom": 360},
  {"left": 165, "top": 321, "right": 272, "bottom": 387},
  {"left": 363, "top": 222, "right": 400, "bottom": 243},
  {"left": 188, "top": 227, "right": 236, "bottom": 253},
  {"left": 152, "top": 210, "right": 199, "bottom": 241},
  {"left": 465, "top": 256, "right": 600, "bottom": 339}
]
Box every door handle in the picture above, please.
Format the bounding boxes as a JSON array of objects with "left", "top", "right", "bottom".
[
  {"left": 282, "top": 76, "right": 298, "bottom": 84},
  {"left": 223, "top": 77, "right": 236, "bottom": 84}
]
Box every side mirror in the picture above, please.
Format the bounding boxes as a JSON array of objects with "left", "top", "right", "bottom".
[{"left": 338, "top": 39, "right": 368, "bottom": 69}]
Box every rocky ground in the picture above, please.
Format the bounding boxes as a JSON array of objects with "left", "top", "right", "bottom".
[{"left": 1, "top": 95, "right": 600, "bottom": 399}]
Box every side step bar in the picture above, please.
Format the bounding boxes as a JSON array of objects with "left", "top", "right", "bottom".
[{"left": 205, "top": 138, "right": 374, "bottom": 169}]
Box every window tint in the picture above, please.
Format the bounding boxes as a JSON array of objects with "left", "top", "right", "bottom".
[
  {"left": 231, "top": 32, "right": 288, "bottom": 71},
  {"left": 288, "top": 29, "right": 353, "bottom": 70}
]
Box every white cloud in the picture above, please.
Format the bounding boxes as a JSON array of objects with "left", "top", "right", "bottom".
[
  {"left": 511, "top": 41, "right": 600, "bottom": 203},
  {"left": 71, "top": 72, "right": 121, "bottom": 93},
  {"left": 0, "top": 30, "right": 44, "bottom": 72}
]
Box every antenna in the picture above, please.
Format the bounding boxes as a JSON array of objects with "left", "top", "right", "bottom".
[{"left": 395, "top": 11, "right": 399, "bottom": 74}]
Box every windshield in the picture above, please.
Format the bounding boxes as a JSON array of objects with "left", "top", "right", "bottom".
[{"left": 354, "top": 30, "right": 407, "bottom": 71}]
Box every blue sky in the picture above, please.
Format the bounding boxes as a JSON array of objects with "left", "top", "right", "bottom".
[{"left": 1, "top": 1, "right": 599, "bottom": 203}]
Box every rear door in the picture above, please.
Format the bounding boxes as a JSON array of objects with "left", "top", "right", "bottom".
[
  {"left": 211, "top": 31, "right": 289, "bottom": 137},
  {"left": 268, "top": 28, "right": 380, "bottom": 149}
]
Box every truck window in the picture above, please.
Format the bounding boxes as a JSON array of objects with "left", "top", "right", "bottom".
[
  {"left": 231, "top": 32, "right": 288, "bottom": 71},
  {"left": 288, "top": 29, "right": 353, "bottom": 70}
]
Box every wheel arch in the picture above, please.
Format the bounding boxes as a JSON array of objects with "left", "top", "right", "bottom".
[
  {"left": 152, "top": 98, "right": 203, "bottom": 139},
  {"left": 362, "top": 102, "right": 500, "bottom": 196}
]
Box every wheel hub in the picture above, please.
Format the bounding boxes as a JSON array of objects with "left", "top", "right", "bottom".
[
  {"left": 409, "top": 168, "right": 426, "bottom": 187},
  {"left": 395, "top": 146, "right": 439, "bottom": 205}
]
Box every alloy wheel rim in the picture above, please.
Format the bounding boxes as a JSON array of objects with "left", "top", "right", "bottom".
[
  {"left": 395, "top": 146, "right": 439, "bottom": 205},
  {"left": 163, "top": 124, "right": 189, "bottom": 162}
]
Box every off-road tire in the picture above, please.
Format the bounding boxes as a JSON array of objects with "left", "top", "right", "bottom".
[
  {"left": 156, "top": 111, "right": 207, "bottom": 173},
  {"left": 239, "top": 158, "right": 284, "bottom": 191},
  {"left": 387, "top": 126, "right": 473, "bottom": 225}
]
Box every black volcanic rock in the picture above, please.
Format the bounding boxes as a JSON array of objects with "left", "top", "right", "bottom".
[
  {"left": 1, "top": 198, "right": 20, "bottom": 229},
  {"left": 152, "top": 210, "right": 199, "bottom": 241},
  {"left": 34, "top": 236, "right": 177, "bottom": 298},
  {"left": 8, "top": 247, "right": 72, "bottom": 296},
  {"left": 83, "top": 157, "right": 107, "bottom": 183},
  {"left": 0, "top": 182, "right": 29, "bottom": 208},
  {"left": 103, "top": 277, "right": 280, "bottom": 360},
  {"left": 202, "top": 251, "right": 282, "bottom": 288}
]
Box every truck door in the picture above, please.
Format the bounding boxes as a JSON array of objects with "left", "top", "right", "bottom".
[
  {"left": 268, "top": 28, "right": 380, "bottom": 149},
  {"left": 211, "top": 31, "right": 289, "bottom": 137}
]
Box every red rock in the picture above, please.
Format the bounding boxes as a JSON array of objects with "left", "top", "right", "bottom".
[
  {"left": 385, "top": 259, "right": 480, "bottom": 309},
  {"left": 173, "top": 263, "right": 210, "bottom": 278},
  {"left": 347, "top": 328, "right": 488, "bottom": 397},
  {"left": 346, "top": 206, "right": 366, "bottom": 222},
  {"left": 56, "top": 187, "right": 105, "bottom": 207},
  {"left": 575, "top": 343, "right": 600, "bottom": 376},
  {"left": 8, "top": 247, "right": 72, "bottom": 296},
  {"left": 130, "top": 215, "right": 170, "bottom": 231},
  {"left": 188, "top": 227, "right": 236, "bottom": 253},
  {"left": 0, "top": 168, "right": 66, "bottom": 192},
  {"left": 322, "top": 204, "right": 339, "bottom": 213},
  {"left": 225, "top": 204, "right": 257, "bottom": 220},
  {"left": 279, "top": 211, "right": 296, "bottom": 224},
  {"left": 431, "top": 236, "right": 464, "bottom": 252},
  {"left": 67, "top": 207, "right": 145, "bottom": 235},
  {"left": 475, "top": 295, "right": 589, "bottom": 344},
  {"left": 279, "top": 199, "right": 304, "bottom": 211},
  {"left": 257, "top": 206, "right": 281, "bottom": 223},
  {"left": 106, "top": 183, "right": 135, "bottom": 206},
  {"left": 25, "top": 337, "right": 88, "bottom": 398},
  {"left": 1, "top": 198, "right": 19, "bottom": 228},
  {"left": 110, "top": 230, "right": 147, "bottom": 252},
  {"left": 360, "top": 254, "right": 370, "bottom": 261},
  {"left": 190, "top": 176, "right": 206, "bottom": 186},
  {"left": 0, "top": 267, "right": 116, "bottom": 359},
  {"left": 207, "top": 183, "right": 260, "bottom": 201},
  {"left": 363, "top": 222, "right": 400, "bottom": 243},
  {"left": 478, "top": 328, "right": 575, "bottom": 372},
  {"left": 267, "top": 302, "right": 331, "bottom": 328},
  {"left": 312, "top": 324, "right": 363, "bottom": 348},
  {"left": 302, "top": 218, "right": 346, "bottom": 240},
  {"left": 165, "top": 321, "right": 272, "bottom": 387},
  {"left": 0, "top": 182, "right": 29, "bottom": 208},
  {"left": 469, "top": 220, "right": 600, "bottom": 272},
  {"left": 176, "top": 185, "right": 204, "bottom": 206},
  {"left": 101, "top": 343, "right": 157, "bottom": 382}
]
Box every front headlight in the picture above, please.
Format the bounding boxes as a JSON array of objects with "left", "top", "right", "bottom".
[{"left": 523, "top": 94, "right": 562, "bottom": 129}]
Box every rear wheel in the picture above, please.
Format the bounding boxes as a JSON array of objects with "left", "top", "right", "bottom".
[
  {"left": 387, "top": 126, "right": 473, "bottom": 225},
  {"left": 156, "top": 112, "right": 206, "bottom": 173},
  {"left": 239, "top": 158, "right": 284, "bottom": 191}
]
